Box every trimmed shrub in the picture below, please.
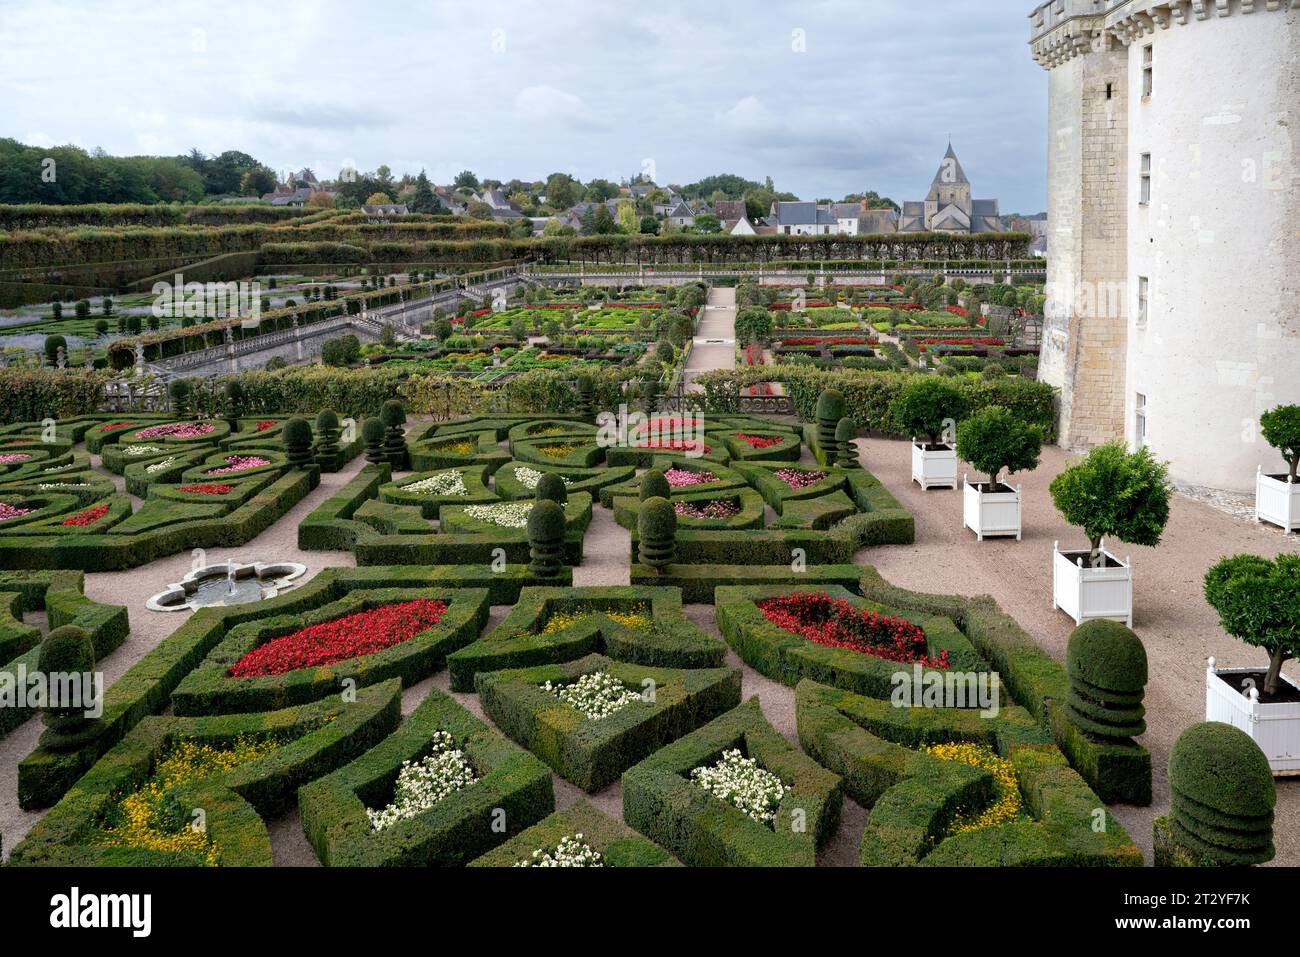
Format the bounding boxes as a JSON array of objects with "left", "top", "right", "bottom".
[
  {"left": 1204, "top": 553, "right": 1300, "bottom": 697},
  {"left": 1065, "top": 620, "right": 1147, "bottom": 740},
  {"left": 835, "top": 417, "right": 860, "bottom": 470},
  {"left": 955, "top": 405, "right": 1043, "bottom": 487},
  {"left": 637, "top": 497, "right": 676, "bottom": 572},
  {"left": 639, "top": 468, "right": 670, "bottom": 502},
  {"left": 1260, "top": 404, "right": 1300, "bottom": 482},
  {"left": 35, "top": 625, "right": 97, "bottom": 740},
  {"left": 889, "top": 376, "right": 967, "bottom": 446},
  {"left": 361, "top": 417, "right": 386, "bottom": 464},
  {"left": 815, "top": 388, "right": 846, "bottom": 461},
  {"left": 380, "top": 399, "right": 407, "bottom": 469},
  {"left": 469, "top": 799, "right": 678, "bottom": 867},
  {"left": 281, "top": 416, "right": 314, "bottom": 469},
  {"left": 1050, "top": 441, "right": 1171, "bottom": 566},
  {"left": 527, "top": 499, "right": 566, "bottom": 577},
  {"left": 1167, "top": 722, "right": 1275, "bottom": 866},
  {"left": 534, "top": 472, "right": 568, "bottom": 506}
]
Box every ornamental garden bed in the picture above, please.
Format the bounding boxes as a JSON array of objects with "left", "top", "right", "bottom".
[
  {"left": 298, "top": 686, "right": 554, "bottom": 866},
  {"left": 622, "top": 698, "right": 842, "bottom": 867},
  {"left": 495, "top": 461, "right": 635, "bottom": 501},
  {"left": 476, "top": 652, "right": 742, "bottom": 791},
  {"left": 468, "top": 799, "right": 679, "bottom": 867},
  {"left": 715, "top": 585, "right": 987, "bottom": 698},
  {"left": 511, "top": 436, "right": 606, "bottom": 469},
  {"left": 378, "top": 465, "right": 498, "bottom": 517}
]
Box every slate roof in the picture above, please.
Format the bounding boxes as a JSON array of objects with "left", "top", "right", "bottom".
[{"left": 931, "top": 142, "right": 970, "bottom": 186}]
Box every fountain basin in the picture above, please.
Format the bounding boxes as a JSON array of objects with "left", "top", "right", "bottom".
[{"left": 146, "top": 561, "right": 307, "bottom": 612}]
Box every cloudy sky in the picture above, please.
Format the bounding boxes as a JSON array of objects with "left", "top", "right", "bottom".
[{"left": 0, "top": 0, "right": 1048, "bottom": 212}]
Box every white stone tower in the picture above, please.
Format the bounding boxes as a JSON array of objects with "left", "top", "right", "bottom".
[{"left": 1029, "top": 0, "right": 1299, "bottom": 491}]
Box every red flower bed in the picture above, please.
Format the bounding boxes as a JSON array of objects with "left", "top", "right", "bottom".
[
  {"left": 946, "top": 305, "right": 970, "bottom": 317},
  {"left": 780, "top": 337, "right": 878, "bottom": 347},
  {"left": 255, "top": 421, "right": 277, "bottom": 432},
  {"left": 99, "top": 422, "right": 137, "bottom": 432},
  {"left": 228, "top": 599, "right": 449, "bottom": 677},
  {"left": 633, "top": 417, "right": 700, "bottom": 434},
  {"left": 757, "top": 592, "right": 948, "bottom": 667},
  {"left": 917, "top": 338, "right": 1006, "bottom": 348},
  {"left": 634, "top": 440, "right": 712, "bottom": 454},
  {"left": 177, "top": 484, "right": 234, "bottom": 495},
  {"left": 733, "top": 433, "right": 783, "bottom": 449},
  {"left": 61, "top": 503, "right": 110, "bottom": 527}
]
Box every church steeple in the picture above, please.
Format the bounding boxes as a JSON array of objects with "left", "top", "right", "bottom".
[{"left": 932, "top": 142, "right": 970, "bottom": 187}]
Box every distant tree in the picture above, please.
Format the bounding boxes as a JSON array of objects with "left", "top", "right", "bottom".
[
  {"left": 364, "top": 192, "right": 393, "bottom": 206},
  {"left": 239, "top": 166, "right": 276, "bottom": 196},
  {"left": 545, "top": 172, "right": 579, "bottom": 210},
  {"left": 466, "top": 201, "right": 495, "bottom": 220},
  {"left": 306, "top": 191, "right": 335, "bottom": 208},
  {"left": 411, "top": 170, "right": 438, "bottom": 214},
  {"left": 453, "top": 170, "right": 479, "bottom": 191},
  {"left": 585, "top": 179, "right": 619, "bottom": 201},
  {"left": 639, "top": 215, "right": 660, "bottom": 235},
  {"left": 694, "top": 213, "right": 722, "bottom": 234}
]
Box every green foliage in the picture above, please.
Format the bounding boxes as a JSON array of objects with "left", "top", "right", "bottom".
[
  {"left": 361, "top": 417, "right": 386, "bottom": 464},
  {"left": 637, "top": 497, "right": 676, "bottom": 571},
  {"left": 534, "top": 472, "right": 568, "bottom": 506},
  {"left": 315, "top": 408, "right": 340, "bottom": 433},
  {"left": 639, "top": 469, "right": 670, "bottom": 502},
  {"left": 1260, "top": 404, "right": 1300, "bottom": 481},
  {"left": 1168, "top": 722, "right": 1275, "bottom": 866},
  {"left": 43, "top": 335, "right": 67, "bottom": 365},
  {"left": 815, "top": 388, "right": 846, "bottom": 424},
  {"left": 834, "top": 417, "right": 860, "bottom": 469},
  {"left": 1204, "top": 553, "right": 1300, "bottom": 696},
  {"left": 281, "top": 416, "right": 314, "bottom": 468},
  {"left": 167, "top": 378, "right": 193, "bottom": 415},
  {"left": 956, "top": 406, "right": 1043, "bottom": 486},
  {"left": 527, "top": 499, "right": 566, "bottom": 577},
  {"left": 1049, "top": 442, "right": 1171, "bottom": 558},
  {"left": 1066, "top": 620, "right": 1147, "bottom": 740},
  {"left": 889, "top": 376, "right": 968, "bottom": 445},
  {"left": 36, "top": 625, "right": 96, "bottom": 737},
  {"left": 734, "top": 306, "right": 773, "bottom": 345}
]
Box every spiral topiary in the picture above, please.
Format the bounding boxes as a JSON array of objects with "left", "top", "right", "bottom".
[
  {"left": 381, "top": 399, "right": 408, "bottom": 468},
  {"left": 1065, "top": 619, "right": 1147, "bottom": 739},
  {"left": 535, "top": 472, "right": 568, "bottom": 505},
  {"left": 36, "top": 625, "right": 98, "bottom": 745},
  {"left": 1166, "top": 722, "right": 1275, "bottom": 866},
  {"left": 637, "top": 496, "right": 676, "bottom": 572},
  {"left": 527, "top": 498, "right": 566, "bottom": 577},
  {"left": 223, "top": 380, "right": 244, "bottom": 427},
  {"left": 639, "top": 468, "right": 670, "bottom": 502},
  {"left": 575, "top": 374, "right": 595, "bottom": 418},
  {"left": 315, "top": 408, "right": 341, "bottom": 466},
  {"left": 835, "top": 417, "right": 862, "bottom": 469},
  {"left": 815, "top": 388, "right": 847, "bottom": 463},
  {"left": 362, "top": 416, "right": 387, "bottom": 464},
  {"left": 282, "top": 416, "right": 315, "bottom": 468},
  {"left": 167, "top": 378, "right": 192, "bottom": 416}
]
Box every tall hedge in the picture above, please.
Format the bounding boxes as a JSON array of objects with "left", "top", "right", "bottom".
[{"left": 0, "top": 369, "right": 108, "bottom": 425}]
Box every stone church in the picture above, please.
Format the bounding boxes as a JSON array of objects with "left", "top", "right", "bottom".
[{"left": 898, "top": 144, "right": 1004, "bottom": 234}]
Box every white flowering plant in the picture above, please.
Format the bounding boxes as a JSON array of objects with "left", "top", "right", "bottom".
[
  {"left": 121, "top": 445, "right": 164, "bottom": 457},
  {"left": 145, "top": 456, "right": 176, "bottom": 474},
  {"left": 514, "top": 466, "right": 573, "bottom": 491},
  {"left": 690, "top": 749, "right": 787, "bottom": 825},
  {"left": 542, "top": 670, "right": 643, "bottom": 721},
  {"left": 515, "top": 833, "right": 605, "bottom": 867},
  {"left": 463, "top": 502, "right": 533, "bottom": 529},
  {"left": 367, "top": 730, "right": 477, "bottom": 831},
  {"left": 401, "top": 471, "right": 468, "bottom": 496}
]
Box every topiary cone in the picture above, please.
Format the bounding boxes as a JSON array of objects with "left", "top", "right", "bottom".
[
  {"left": 815, "top": 389, "right": 846, "bottom": 463},
  {"left": 527, "top": 498, "right": 566, "bottom": 577},
  {"left": 835, "top": 417, "right": 862, "bottom": 469},
  {"left": 362, "top": 417, "right": 387, "bottom": 465},
  {"left": 535, "top": 472, "right": 568, "bottom": 505},
  {"left": 1167, "top": 722, "right": 1275, "bottom": 866},
  {"left": 638, "top": 496, "right": 676, "bottom": 573},
  {"left": 381, "top": 400, "right": 408, "bottom": 469},
  {"left": 639, "top": 468, "right": 670, "bottom": 501},
  {"left": 282, "top": 416, "right": 315, "bottom": 468},
  {"left": 1065, "top": 620, "right": 1148, "bottom": 739}
]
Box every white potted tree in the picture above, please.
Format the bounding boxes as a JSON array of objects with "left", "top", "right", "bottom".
[
  {"left": 1049, "top": 441, "right": 1171, "bottom": 627},
  {"left": 1256, "top": 405, "right": 1300, "bottom": 533},
  {"left": 1203, "top": 554, "right": 1300, "bottom": 774},
  {"left": 955, "top": 406, "right": 1043, "bottom": 541},
  {"left": 890, "top": 376, "right": 967, "bottom": 491}
]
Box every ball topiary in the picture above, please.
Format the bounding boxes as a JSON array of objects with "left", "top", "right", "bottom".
[
  {"left": 835, "top": 417, "right": 861, "bottom": 469},
  {"left": 815, "top": 389, "right": 847, "bottom": 462},
  {"left": 637, "top": 496, "right": 676, "bottom": 572},
  {"left": 639, "top": 468, "right": 671, "bottom": 501},
  {"left": 1167, "top": 722, "right": 1275, "bottom": 866},
  {"left": 315, "top": 408, "right": 341, "bottom": 466},
  {"left": 535, "top": 472, "right": 568, "bottom": 505},
  {"left": 362, "top": 417, "right": 387, "bottom": 464},
  {"left": 527, "top": 498, "right": 566, "bottom": 577},
  {"left": 1065, "top": 620, "right": 1147, "bottom": 739},
  {"left": 36, "top": 625, "right": 96, "bottom": 737},
  {"left": 381, "top": 399, "right": 406, "bottom": 429},
  {"left": 380, "top": 400, "right": 408, "bottom": 468},
  {"left": 281, "top": 416, "right": 314, "bottom": 468}
]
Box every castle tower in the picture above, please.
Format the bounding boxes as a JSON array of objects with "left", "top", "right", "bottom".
[{"left": 1030, "top": 0, "right": 1299, "bottom": 491}]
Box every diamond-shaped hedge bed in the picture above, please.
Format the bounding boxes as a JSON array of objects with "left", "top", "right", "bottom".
[
  {"left": 476, "top": 652, "right": 742, "bottom": 791},
  {"left": 469, "top": 799, "right": 679, "bottom": 867}
]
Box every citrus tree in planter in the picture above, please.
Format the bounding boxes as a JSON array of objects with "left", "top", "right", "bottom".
[
  {"left": 1048, "top": 441, "right": 1171, "bottom": 626},
  {"left": 1203, "top": 553, "right": 1300, "bottom": 774},
  {"left": 955, "top": 406, "right": 1043, "bottom": 541},
  {"left": 1256, "top": 404, "right": 1300, "bottom": 532},
  {"left": 889, "top": 376, "right": 967, "bottom": 490}
]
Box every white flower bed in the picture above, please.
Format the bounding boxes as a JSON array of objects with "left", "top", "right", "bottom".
[
  {"left": 401, "top": 471, "right": 467, "bottom": 496},
  {"left": 514, "top": 466, "right": 573, "bottom": 491},
  {"left": 38, "top": 482, "right": 86, "bottom": 490},
  {"left": 145, "top": 456, "right": 176, "bottom": 474},
  {"left": 121, "top": 445, "right": 164, "bottom": 457},
  {"left": 690, "top": 749, "right": 786, "bottom": 825},
  {"left": 542, "top": 670, "right": 642, "bottom": 721},
  {"left": 42, "top": 463, "right": 74, "bottom": 472},
  {"left": 515, "top": 833, "right": 605, "bottom": 867},
  {"left": 463, "top": 502, "right": 533, "bottom": 529},
  {"left": 367, "top": 730, "right": 477, "bottom": 831}
]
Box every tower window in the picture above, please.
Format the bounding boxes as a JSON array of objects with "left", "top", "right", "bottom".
[
  {"left": 1106, "top": 82, "right": 1113, "bottom": 100},
  {"left": 1135, "top": 393, "right": 1148, "bottom": 448},
  {"left": 1141, "top": 45, "right": 1153, "bottom": 97},
  {"left": 1137, "top": 276, "right": 1149, "bottom": 329},
  {"left": 1139, "top": 154, "right": 1152, "bottom": 206}
]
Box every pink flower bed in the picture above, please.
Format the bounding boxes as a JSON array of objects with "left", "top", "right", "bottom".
[
  {"left": 135, "top": 422, "right": 216, "bottom": 440},
  {"left": 205, "top": 456, "right": 270, "bottom": 475},
  {"left": 774, "top": 468, "right": 826, "bottom": 489},
  {"left": 664, "top": 468, "right": 717, "bottom": 488},
  {"left": 674, "top": 499, "right": 739, "bottom": 520},
  {"left": 0, "top": 503, "right": 32, "bottom": 522},
  {"left": 0, "top": 454, "right": 33, "bottom": 464}
]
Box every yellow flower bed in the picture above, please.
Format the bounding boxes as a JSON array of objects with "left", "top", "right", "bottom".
[
  {"left": 432, "top": 439, "right": 475, "bottom": 455},
  {"left": 537, "top": 443, "right": 580, "bottom": 458},
  {"left": 923, "top": 741, "right": 1024, "bottom": 836},
  {"left": 94, "top": 736, "right": 283, "bottom": 865},
  {"left": 538, "top": 605, "right": 652, "bottom": 635}
]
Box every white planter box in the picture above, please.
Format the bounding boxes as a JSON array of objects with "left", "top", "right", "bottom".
[
  {"left": 1052, "top": 541, "right": 1132, "bottom": 627},
  {"left": 1205, "top": 660, "right": 1300, "bottom": 776},
  {"left": 1255, "top": 467, "right": 1300, "bottom": 533},
  {"left": 911, "top": 440, "right": 957, "bottom": 490},
  {"left": 962, "top": 476, "right": 1021, "bottom": 541}
]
